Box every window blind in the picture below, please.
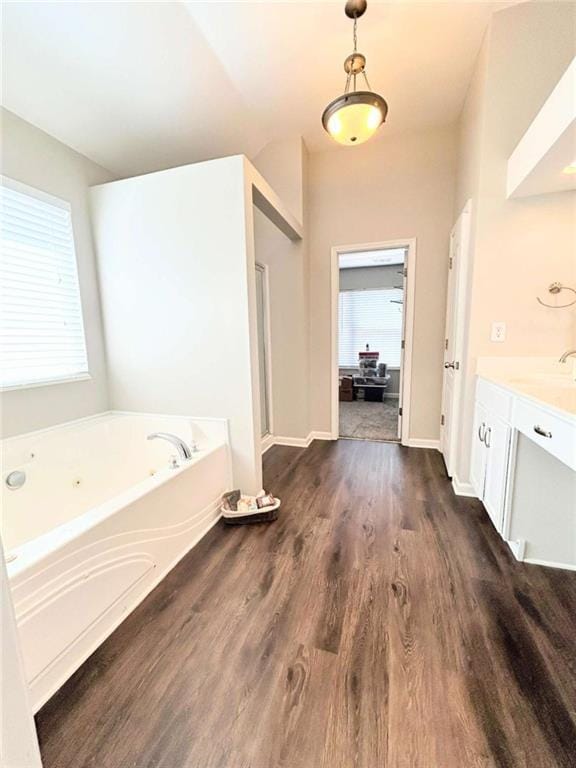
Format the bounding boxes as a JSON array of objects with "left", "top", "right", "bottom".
[
  {"left": 0, "top": 177, "right": 89, "bottom": 389},
  {"left": 338, "top": 288, "right": 403, "bottom": 367}
]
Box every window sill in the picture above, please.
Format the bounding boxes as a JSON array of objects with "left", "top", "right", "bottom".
[{"left": 1, "top": 373, "right": 93, "bottom": 393}]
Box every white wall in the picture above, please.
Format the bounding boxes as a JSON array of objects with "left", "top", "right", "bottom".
[
  {"left": 90, "top": 155, "right": 301, "bottom": 492},
  {"left": 0, "top": 109, "right": 113, "bottom": 437},
  {"left": 252, "top": 138, "right": 311, "bottom": 441},
  {"left": 253, "top": 209, "right": 310, "bottom": 439},
  {"left": 469, "top": 2, "right": 576, "bottom": 359},
  {"left": 252, "top": 137, "right": 306, "bottom": 224},
  {"left": 454, "top": 2, "right": 576, "bottom": 485},
  {"left": 308, "top": 127, "right": 457, "bottom": 441},
  {"left": 91, "top": 157, "right": 262, "bottom": 493}
]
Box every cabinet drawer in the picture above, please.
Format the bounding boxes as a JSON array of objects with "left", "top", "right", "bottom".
[
  {"left": 514, "top": 399, "right": 576, "bottom": 471},
  {"left": 476, "top": 378, "right": 513, "bottom": 422}
]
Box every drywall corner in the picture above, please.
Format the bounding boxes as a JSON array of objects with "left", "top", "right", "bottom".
[{"left": 252, "top": 137, "right": 306, "bottom": 225}]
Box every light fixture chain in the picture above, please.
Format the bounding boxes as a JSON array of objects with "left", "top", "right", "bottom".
[{"left": 353, "top": 15, "right": 358, "bottom": 52}]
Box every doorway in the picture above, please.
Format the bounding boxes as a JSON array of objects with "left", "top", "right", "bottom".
[{"left": 331, "top": 240, "right": 416, "bottom": 444}]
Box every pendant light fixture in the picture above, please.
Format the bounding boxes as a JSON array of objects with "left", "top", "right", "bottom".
[{"left": 322, "top": 0, "right": 388, "bottom": 146}]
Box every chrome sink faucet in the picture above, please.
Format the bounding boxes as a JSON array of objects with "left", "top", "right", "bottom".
[
  {"left": 559, "top": 349, "right": 576, "bottom": 363},
  {"left": 147, "top": 432, "right": 195, "bottom": 461}
]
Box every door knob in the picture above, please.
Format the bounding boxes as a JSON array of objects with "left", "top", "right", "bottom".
[{"left": 444, "top": 361, "right": 460, "bottom": 370}]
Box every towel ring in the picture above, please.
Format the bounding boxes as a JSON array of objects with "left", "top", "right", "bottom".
[{"left": 536, "top": 282, "right": 576, "bottom": 309}]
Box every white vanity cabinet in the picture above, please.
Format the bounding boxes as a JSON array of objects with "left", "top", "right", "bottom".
[
  {"left": 471, "top": 401, "right": 489, "bottom": 498},
  {"left": 482, "top": 415, "right": 513, "bottom": 531},
  {"left": 471, "top": 371, "right": 576, "bottom": 570},
  {"left": 471, "top": 381, "right": 513, "bottom": 533}
]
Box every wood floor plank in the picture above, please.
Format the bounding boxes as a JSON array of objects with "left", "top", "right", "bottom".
[
  {"left": 321, "top": 566, "right": 390, "bottom": 768},
  {"left": 36, "top": 440, "right": 576, "bottom": 768}
]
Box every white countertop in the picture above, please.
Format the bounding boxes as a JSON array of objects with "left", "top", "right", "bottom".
[{"left": 476, "top": 357, "right": 576, "bottom": 422}]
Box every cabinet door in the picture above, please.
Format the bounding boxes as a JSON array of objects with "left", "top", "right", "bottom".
[
  {"left": 483, "top": 415, "right": 512, "bottom": 533},
  {"left": 471, "top": 401, "right": 488, "bottom": 499}
]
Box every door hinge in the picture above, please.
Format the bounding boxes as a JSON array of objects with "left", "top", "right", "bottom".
[
  {"left": 403, "top": 267, "right": 408, "bottom": 277},
  {"left": 445, "top": 338, "right": 449, "bottom": 350},
  {"left": 401, "top": 339, "right": 405, "bottom": 350},
  {"left": 399, "top": 407, "right": 403, "bottom": 416},
  {"left": 441, "top": 414, "right": 445, "bottom": 426},
  {"left": 449, "top": 257, "right": 453, "bottom": 270}
]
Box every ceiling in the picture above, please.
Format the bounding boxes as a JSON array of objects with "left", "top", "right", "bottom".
[{"left": 2, "top": 1, "right": 513, "bottom": 177}]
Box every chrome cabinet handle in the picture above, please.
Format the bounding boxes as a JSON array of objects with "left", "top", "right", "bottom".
[
  {"left": 484, "top": 426, "right": 492, "bottom": 448},
  {"left": 533, "top": 425, "right": 552, "bottom": 439},
  {"left": 478, "top": 422, "right": 486, "bottom": 442}
]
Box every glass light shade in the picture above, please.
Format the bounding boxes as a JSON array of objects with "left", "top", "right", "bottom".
[
  {"left": 322, "top": 91, "right": 388, "bottom": 146},
  {"left": 562, "top": 161, "right": 576, "bottom": 175}
]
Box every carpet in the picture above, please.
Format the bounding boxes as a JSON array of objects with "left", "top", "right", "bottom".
[{"left": 339, "top": 399, "right": 399, "bottom": 441}]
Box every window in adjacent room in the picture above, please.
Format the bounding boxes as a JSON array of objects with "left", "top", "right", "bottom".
[
  {"left": 338, "top": 287, "right": 403, "bottom": 368},
  {"left": 0, "top": 177, "right": 89, "bottom": 389}
]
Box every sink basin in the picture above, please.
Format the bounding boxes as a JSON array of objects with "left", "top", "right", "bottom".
[
  {"left": 506, "top": 379, "right": 576, "bottom": 416},
  {"left": 508, "top": 375, "right": 576, "bottom": 388}
]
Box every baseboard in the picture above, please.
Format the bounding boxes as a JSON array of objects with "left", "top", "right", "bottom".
[
  {"left": 451, "top": 475, "right": 476, "bottom": 497},
  {"left": 310, "top": 431, "right": 333, "bottom": 441},
  {"left": 261, "top": 434, "right": 275, "bottom": 454},
  {"left": 405, "top": 438, "right": 440, "bottom": 450},
  {"left": 506, "top": 539, "right": 526, "bottom": 561},
  {"left": 273, "top": 434, "right": 312, "bottom": 448},
  {"left": 505, "top": 540, "right": 575, "bottom": 572},
  {"left": 270, "top": 434, "right": 440, "bottom": 451},
  {"left": 264, "top": 431, "right": 336, "bottom": 451},
  {"left": 523, "top": 557, "right": 576, "bottom": 572}
]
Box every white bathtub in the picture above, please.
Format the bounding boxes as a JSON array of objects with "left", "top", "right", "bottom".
[{"left": 1, "top": 411, "right": 232, "bottom": 712}]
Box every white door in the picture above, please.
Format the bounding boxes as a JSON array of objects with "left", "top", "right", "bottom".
[
  {"left": 255, "top": 264, "right": 270, "bottom": 438},
  {"left": 440, "top": 201, "right": 472, "bottom": 477},
  {"left": 470, "top": 400, "right": 488, "bottom": 499},
  {"left": 396, "top": 262, "right": 407, "bottom": 440},
  {"left": 483, "top": 416, "right": 512, "bottom": 533},
  {"left": 440, "top": 229, "right": 458, "bottom": 471}
]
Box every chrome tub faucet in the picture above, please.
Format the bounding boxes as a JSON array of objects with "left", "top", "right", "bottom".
[
  {"left": 147, "top": 432, "right": 195, "bottom": 461},
  {"left": 559, "top": 349, "right": 576, "bottom": 364}
]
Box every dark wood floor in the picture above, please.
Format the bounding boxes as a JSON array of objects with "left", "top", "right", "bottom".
[{"left": 37, "top": 441, "right": 576, "bottom": 768}]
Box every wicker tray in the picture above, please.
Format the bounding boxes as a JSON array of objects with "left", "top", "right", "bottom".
[{"left": 222, "top": 498, "right": 281, "bottom": 525}]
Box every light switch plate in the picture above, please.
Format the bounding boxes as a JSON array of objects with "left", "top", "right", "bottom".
[{"left": 491, "top": 321, "right": 506, "bottom": 342}]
